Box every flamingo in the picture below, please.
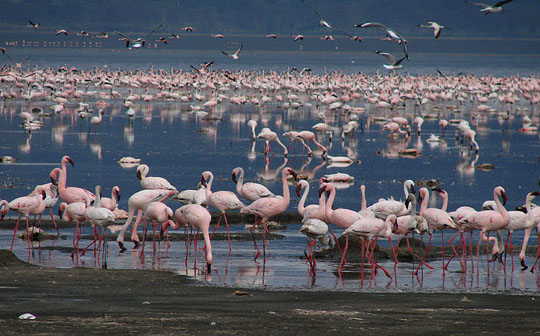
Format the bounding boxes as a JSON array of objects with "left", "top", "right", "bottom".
[
  {"left": 465, "top": 186, "right": 510, "bottom": 262},
  {"left": 59, "top": 201, "right": 87, "bottom": 258},
  {"left": 341, "top": 215, "right": 398, "bottom": 279},
  {"left": 136, "top": 164, "right": 178, "bottom": 192},
  {"left": 221, "top": 44, "right": 243, "bottom": 60},
  {"left": 52, "top": 156, "right": 95, "bottom": 204},
  {"left": 418, "top": 20, "right": 449, "bottom": 38},
  {"left": 89, "top": 109, "right": 104, "bottom": 133},
  {"left": 367, "top": 180, "right": 416, "bottom": 218},
  {"left": 257, "top": 128, "right": 288, "bottom": 157},
  {"left": 484, "top": 191, "right": 540, "bottom": 270},
  {"left": 3, "top": 185, "right": 47, "bottom": 251},
  {"left": 232, "top": 167, "right": 275, "bottom": 201},
  {"left": 116, "top": 189, "right": 176, "bottom": 251},
  {"left": 241, "top": 167, "right": 297, "bottom": 261},
  {"left": 295, "top": 130, "right": 327, "bottom": 156},
  {"left": 464, "top": 0, "right": 516, "bottom": 15},
  {"left": 201, "top": 171, "right": 245, "bottom": 252},
  {"left": 139, "top": 201, "right": 174, "bottom": 258},
  {"left": 85, "top": 185, "right": 116, "bottom": 268},
  {"left": 247, "top": 119, "right": 257, "bottom": 140},
  {"left": 296, "top": 180, "right": 327, "bottom": 222},
  {"left": 29, "top": 173, "right": 61, "bottom": 235},
  {"left": 100, "top": 186, "right": 121, "bottom": 211},
  {"left": 374, "top": 51, "right": 406, "bottom": 71},
  {"left": 415, "top": 187, "right": 458, "bottom": 274},
  {"left": 165, "top": 204, "right": 213, "bottom": 271}
]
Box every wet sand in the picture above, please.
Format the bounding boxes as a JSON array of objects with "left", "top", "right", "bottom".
[{"left": 0, "top": 250, "right": 539, "bottom": 335}]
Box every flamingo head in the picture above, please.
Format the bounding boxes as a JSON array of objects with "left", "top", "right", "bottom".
[
  {"left": 62, "top": 155, "right": 74, "bottom": 167},
  {"left": 500, "top": 188, "right": 508, "bottom": 206},
  {"left": 136, "top": 169, "right": 142, "bottom": 180},
  {"left": 114, "top": 187, "right": 121, "bottom": 202},
  {"left": 231, "top": 169, "right": 239, "bottom": 184},
  {"left": 284, "top": 168, "right": 298, "bottom": 181},
  {"left": 295, "top": 181, "right": 306, "bottom": 197},
  {"left": 200, "top": 175, "right": 208, "bottom": 188}
]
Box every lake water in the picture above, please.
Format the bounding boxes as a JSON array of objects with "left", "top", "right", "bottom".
[{"left": 0, "top": 42, "right": 539, "bottom": 293}]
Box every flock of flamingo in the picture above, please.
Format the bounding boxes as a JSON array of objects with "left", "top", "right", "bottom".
[{"left": 0, "top": 0, "right": 539, "bottom": 283}]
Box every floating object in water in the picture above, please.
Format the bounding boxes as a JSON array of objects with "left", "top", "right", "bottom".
[
  {"left": 476, "top": 163, "right": 495, "bottom": 171},
  {"left": 0, "top": 156, "right": 17, "bottom": 163},
  {"left": 117, "top": 157, "right": 141, "bottom": 168}
]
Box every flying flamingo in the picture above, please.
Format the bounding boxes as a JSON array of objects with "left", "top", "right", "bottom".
[
  {"left": 3, "top": 185, "right": 47, "bottom": 251},
  {"left": 418, "top": 20, "right": 449, "bottom": 38},
  {"left": 116, "top": 189, "right": 176, "bottom": 251},
  {"left": 136, "top": 164, "right": 178, "bottom": 192},
  {"left": 165, "top": 204, "right": 213, "bottom": 272},
  {"left": 52, "top": 156, "right": 95, "bottom": 204},
  {"left": 221, "top": 44, "right": 243, "bottom": 60},
  {"left": 201, "top": 171, "right": 245, "bottom": 252},
  {"left": 85, "top": 185, "right": 116, "bottom": 268},
  {"left": 232, "top": 167, "right": 275, "bottom": 201},
  {"left": 241, "top": 167, "right": 297, "bottom": 261},
  {"left": 139, "top": 201, "right": 174, "bottom": 259}
]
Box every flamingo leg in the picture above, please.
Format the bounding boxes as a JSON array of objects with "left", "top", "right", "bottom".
[
  {"left": 49, "top": 208, "right": 60, "bottom": 236},
  {"left": 10, "top": 215, "right": 22, "bottom": 250},
  {"left": 139, "top": 220, "right": 148, "bottom": 259},
  {"left": 81, "top": 226, "right": 98, "bottom": 256},
  {"left": 338, "top": 235, "right": 349, "bottom": 275},
  {"left": 223, "top": 213, "right": 232, "bottom": 253},
  {"left": 414, "top": 233, "right": 432, "bottom": 276},
  {"left": 250, "top": 222, "right": 261, "bottom": 261}
]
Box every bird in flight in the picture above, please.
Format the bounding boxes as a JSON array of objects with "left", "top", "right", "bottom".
[
  {"left": 26, "top": 20, "right": 39, "bottom": 29},
  {"left": 7, "top": 55, "right": 31, "bottom": 69},
  {"left": 464, "top": 0, "right": 516, "bottom": 14},
  {"left": 96, "top": 32, "right": 109, "bottom": 38},
  {"left": 418, "top": 20, "right": 450, "bottom": 38},
  {"left": 182, "top": 26, "right": 194, "bottom": 32},
  {"left": 375, "top": 51, "right": 406, "bottom": 71},
  {"left": 293, "top": 35, "right": 304, "bottom": 41},
  {"left": 56, "top": 29, "right": 69, "bottom": 36},
  {"left": 115, "top": 23, "right": 163, "bottom": 49},
  {"left": 265, "top": 34, "right": 278, "bottom": 39},
  {"left": 355, "top": 22, "right": 408, "bottom": 59},
  {"left": 299, "top": 0, "right": 357, "bottom": 40},
  {"left": 190, "top": 61, "right": 214, "bottom": 75},
  {"left": 222, "top": 44, "right": 243, "bottom": 60}
]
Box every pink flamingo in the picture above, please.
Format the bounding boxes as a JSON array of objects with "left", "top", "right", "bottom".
[
  {"left": 164, "top": 204, "right": 213, "bottom": 272},
  {"left": 100, "top": 186, "right": 121, "bottom": 211},
  {"left": 4, "top": 185, "right": 47, "bottom": 251},
  {"left": 296, "top": 179, "right": 327, "bottom": 222},
  {"left": 466, "top": 186, "right": 510, "bottom": 263},
  {"left": 295, "top": 130, "right": 327, "bottom": 156},
  {"left": 463, "top": 129, "right": 480, "bottom": 153},
  {"left": 241, "top": 167, "right": 297, "bottom": 261},
  {"left": 139, "top": 201, "right": 174, "bottom": 259},
  {"left": 367, "top": 180, "right": 416, "bottom": 217},
  {"left": 29, "top": 171, "right": 61, "bottom": 235},
  {"left": 247, "top": 120, "right": 258, "bottom": 140},
  {"left": 59, "top": 201, "right": 87, "bottom": 258},
  {"left": 116, "top": 189, "right": 176, "bottom": 251},
  {"left": 52, "top": 156, "right": 95, "bottom": 204},
  {"left": 85, "top": 185, "right": 116, "bottom": 268},
  {"left": 341, "top": 215, "right": 398, "bottom": 279},
  {"left": 136, "top": 164, "right": 178, "bottom": 192},
  {"left": 201, "top": 170, "right": 244, "bottom": 252},
  {"left": 415, "top": 187, "right": 458, "bottom": 274},
  {"left": 257, "top": 128, "right": 288, "bottom": 157},
  {"left": 232, "top": 167, "right": 275, "bottom": 201}
]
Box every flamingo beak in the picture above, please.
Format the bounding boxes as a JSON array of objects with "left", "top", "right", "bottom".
[
  {"left": 116, "top": 190, "right": 121, "bottom": 202},
  {"left": 318, "top": 186, "right": 326, "bottom": 198},
  {"left": 295, "top": 184, "right": 302, "bottom": 197},
  {"left": 410, "top": 185, "right": 416, "bottom": 194},
  {"left": 502, "top": 192, "right": 508, "bottom": 206},
  {"left": 50, "top": 176, "right": 58, "bottom": 186},
  {"left": 232, "top": 173, "right": 237, "bottom": 184},
  {"left": 289, "top": 169, "right": 298, "bottom": 181},
  {"left": 404, "top": 197, "right": 411, "bottom": 209},
  {"left": 432, "top": 187, "right": 442, "bottom": 193},
  {"left": 136, "top": 170, "right": 142, "bottom": 180},
  {"left": 41, "top": 191, "right": 47, "bottom": 200},
  {"left": 68, "top": 157, "right": 75, "bottom": 167},
  {"left": 58, "top": 208, "right": 63, "bottom": 218},
  {"left": 201, "top": 175, "right": 207, "bottom": 188}
]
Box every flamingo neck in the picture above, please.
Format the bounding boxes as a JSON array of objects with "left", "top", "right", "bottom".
[
  {"left": 440, "top": 192, "right": 448, "bottom": 212},
  {"left": 281, "top": 172, "right": 290, "bottom": 205},
  {"left": 419, "top": 188, "right": 428, "bottom": 216},
  {"left": 325, "top": 186, "right": 336, "bottom": 220},
  {"left": 205, "top": 174, "right": 214, "bottom": 200},
  {"left": 360, "top": 185, "right": 367, "bottom": 211},
  {"left": 494, "top": 188, "right": 509, "bottom": 223},
  {"left": 235, "top": 170, "right": 244, "bottom": 195},
  {"left": 298, "top": 183, "right": 309, "bottom": 217},
  {"left": 202, "top": 227, "right": 213, "bottom": 266}
]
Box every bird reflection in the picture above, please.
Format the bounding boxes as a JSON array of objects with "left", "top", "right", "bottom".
[
  {"left": 456, "top": 151, "right": 479, "bottom": 178},
  {"left": 124, "top": 124, "right": 134, "bottom": 145},
  {"left": 90, "top": 140, "right": 102, "bottom": 160},
  {"left": 19, "top": 133, "right": 32, "bottom": 153},
  {"left": 258, "top": 156, "right": 288, "bottom": 181}
]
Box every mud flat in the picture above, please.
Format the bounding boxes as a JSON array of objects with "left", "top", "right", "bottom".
[{"left": 0, "top": 250, "right": 538, "bottom": 335}]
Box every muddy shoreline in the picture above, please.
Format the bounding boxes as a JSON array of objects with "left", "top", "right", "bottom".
[{"left": 0, "top": 250, "right": 539, "bottom": 335}]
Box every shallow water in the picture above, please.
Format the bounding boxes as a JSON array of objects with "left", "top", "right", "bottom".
[{"left": 0, "top": 47, "right": 539, "bottom": 292}]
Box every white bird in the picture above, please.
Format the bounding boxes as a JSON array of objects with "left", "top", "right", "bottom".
[
  {"left": 464, "top": 0, "right": 515, "bottom": 15},
  {"left": 375, "top": 51, "right": 406, "bottom": 71},
  {"left": 355, "top": 22, "right": 408, "bottom": 59},
  {"left": 418, "top": 20, "right": 449, "bottom": 38},
  {"left": 221, "top": 44, "right": 243, "bottom": 60}
]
